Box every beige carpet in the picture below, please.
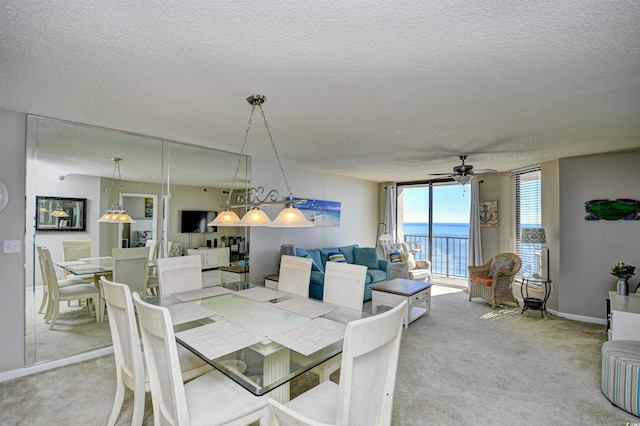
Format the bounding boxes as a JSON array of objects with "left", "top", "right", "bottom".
[{"left": 3, "top": 285, "right": 637, "bottom": 425}]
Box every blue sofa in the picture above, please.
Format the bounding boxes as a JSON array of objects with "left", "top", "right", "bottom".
[{"left": 295, "top": 244, "right": 390, "bottom": 301}]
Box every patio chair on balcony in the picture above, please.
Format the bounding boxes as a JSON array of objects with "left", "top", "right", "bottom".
[
  {"left": 376, "top": 242, "right": 432, "bottom": 282},
  {"left": 468, "top": 253, "right": 521, "bottom": 309}
]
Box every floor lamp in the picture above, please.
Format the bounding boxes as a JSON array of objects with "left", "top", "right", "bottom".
[{"left": 521, "top": 228, "right": 549, "bottom": 280}]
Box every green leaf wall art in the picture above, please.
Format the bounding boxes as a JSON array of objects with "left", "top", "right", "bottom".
[{"left": 585, "top": 199, "right": 640, "bottom": 220}]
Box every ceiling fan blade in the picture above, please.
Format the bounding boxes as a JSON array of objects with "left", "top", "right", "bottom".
[
  {"left": 429, "top": 173, "right": 453, "bottom": 176},
  {"left": 473, "top": 169, "right": 498, "bottom": 174}
]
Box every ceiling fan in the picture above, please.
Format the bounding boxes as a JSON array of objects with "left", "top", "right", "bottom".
[{"left": 430, "top": 155, "right": 498, "bottom": 184}]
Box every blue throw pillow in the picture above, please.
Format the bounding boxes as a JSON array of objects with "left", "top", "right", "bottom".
[
  {"left": 328, "top": 251, "right": 347, "bottom": 263},
  {"left": 353, "top": 247, "right": 379, "bottom": 270},
  {"left": 389, "top": 251, "right": 402, "bottom": 263},
  {"left": 300, "top": 253, "right": 322, "bottom": 271},
  {"left": 339, "top": 244, "right": 358, "bottom": 264},
  {"left": 319, "top": 248, "right": 341, "bottom": 266}
]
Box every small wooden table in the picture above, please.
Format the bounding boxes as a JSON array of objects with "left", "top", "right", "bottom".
[{"left": 371, "top": 278, "right": 432, "bottom": 328}]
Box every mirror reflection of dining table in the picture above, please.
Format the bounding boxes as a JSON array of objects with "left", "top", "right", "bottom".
[{"left": 143, "top": 282, "right": 368, "bottom": 403}]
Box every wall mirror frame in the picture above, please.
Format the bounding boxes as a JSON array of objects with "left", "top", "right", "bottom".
[
  {"left": 35, "top": 196, "right": 87, "bottom": 232},
  {"left": 25, "top": 115, "right": 250, "bottom": 366}
]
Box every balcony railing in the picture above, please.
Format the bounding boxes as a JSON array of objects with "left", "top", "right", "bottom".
[{"left": 404, "top": 234, "right": 469, "bottom": 278}]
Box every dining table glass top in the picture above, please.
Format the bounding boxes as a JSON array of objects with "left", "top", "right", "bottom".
[
  {"left": 144, "top": 281, "right": 368, "bottom": 397},
  {"left": 54, "top": 256, "right": 114, "bottom": 275}
]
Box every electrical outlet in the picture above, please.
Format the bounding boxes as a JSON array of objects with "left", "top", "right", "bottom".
[{"left": 3, "top": 240, "right": 21, "bottom": 254}]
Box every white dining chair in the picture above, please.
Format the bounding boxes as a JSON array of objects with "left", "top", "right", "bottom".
[
  {"left": 112, "top": 247, "right": 150, "bottom": 295},
  {"left": 311, "top": 261, "right": 367, "bottom": 382},
  {"left": 132, "top": 292, "right": 269, "bottom": 426},
  {"left": 61, "top": 239, "right": 94, "bottom": 282},
  {"left": 101, "top": 277, "right": 212, "bottom": 426},
  {"left": 40, "top": 247, "right": 101, "bottom": 329},
  {"left": 278, "top": 255, "right": 313, "bottom": 297},
  {"left": 267, "top": 300, "right": 407, "bottom": 426},
  {"left": 156, "top": 255, "right": 203, "bottom": 297},
  {"left": 36, "top": 246, "right": 87, "bottom": 316}
]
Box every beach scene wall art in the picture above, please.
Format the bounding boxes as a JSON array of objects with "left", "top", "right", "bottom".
[{"left": 293, "top": 198, "right": 341, "bottom": 227}]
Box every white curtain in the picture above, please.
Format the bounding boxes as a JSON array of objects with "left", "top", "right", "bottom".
[
  {"left": 468, "top": 179, "right": 483, "bottom": 269},
  {"left": 384, "top": 185, "right": 397, "bottom": 242}
]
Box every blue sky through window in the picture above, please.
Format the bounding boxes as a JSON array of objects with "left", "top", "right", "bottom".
[{"left": 403, "top": 184, "right": 471, "bottom": 223}]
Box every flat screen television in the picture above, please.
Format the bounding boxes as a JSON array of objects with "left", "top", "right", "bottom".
[{"left": 180, "top": 210, "right": 217, "bottom": 233}]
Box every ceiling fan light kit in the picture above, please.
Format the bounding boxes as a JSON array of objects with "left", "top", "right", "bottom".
[{"left": 431, "top": 155, "right": 499, "bottom": 186}]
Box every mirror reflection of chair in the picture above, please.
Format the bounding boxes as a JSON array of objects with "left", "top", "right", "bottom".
[
  {"left": 39, "top": 247, "right": 101, "bottom": 329},
  {"left": 278, "top": 255, "right": 313, "bottom": 297},
  {"left": 61, "top": 239, "right": 94, "bottom": 282},
  {"left": 268, "top": 300, "right": 408, "bottom": 426},
  {"left": 144, "top": 239, "right": 159, "bottom": 295},
  {"left": 36, "top": 246, "right": 88, "bottom": 316},
  {"left": 311, "top": 262, "right": 367, "bottom": 383},
  {"left": 468, "top": 253, "right": 522, "bottom": 309},
  {"left": 132, "top": 293, "right": 269, "bottom": 425},
  {"left": 156, "top": 255, "right": 202, "bottom": 297},
  {"left": 101, "top": 278, "right": 212, "bottom": 426},
  {"left": 98, "top": 247, "right": 150, "bottom": 322}
]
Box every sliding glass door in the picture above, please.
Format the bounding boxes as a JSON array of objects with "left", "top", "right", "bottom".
[{"left": 399, "top": 183, "right": 470, "bottom": 278}]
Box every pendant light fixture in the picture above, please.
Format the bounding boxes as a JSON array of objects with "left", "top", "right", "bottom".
[
  {"left": 208, "top": 95, "right": 313, "bottom": 228},
  {"left": 50, "top": 202, "right": 69, "bottom": 217},
  {"left": 97, "top": 157, "right": 135, "bottom": 224}
]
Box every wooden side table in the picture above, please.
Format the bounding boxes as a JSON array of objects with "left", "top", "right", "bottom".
[
  {"left": 264, "top": 273, "right": 279, "bottom": 289},
  {"left": 371, "top": 278, "right": 432, "bottom": 328}
]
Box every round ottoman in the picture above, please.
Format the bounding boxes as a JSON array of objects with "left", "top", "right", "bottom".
[{"left": 602, "top": 340, "right": 640, "bottom": 417}]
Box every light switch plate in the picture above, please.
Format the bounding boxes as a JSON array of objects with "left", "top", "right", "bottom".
[{"left": 3, "top": 240, "right": 21, "bottom": 254}]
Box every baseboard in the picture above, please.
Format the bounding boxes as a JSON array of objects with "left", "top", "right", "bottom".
[
  {"left": 0, "top": 346, "right": 114, "bottom": 383},
  {"left": 547, "top": 308, "right": 607, "bottom": 325}
]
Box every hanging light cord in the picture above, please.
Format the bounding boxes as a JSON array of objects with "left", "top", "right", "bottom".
[{"left": 257, "top": 102, "right": 292, "bottom": 197}]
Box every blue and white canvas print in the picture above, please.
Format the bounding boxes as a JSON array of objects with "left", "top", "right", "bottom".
[{"left": 294, "top": 198, "right": 341, "bottom": 227}]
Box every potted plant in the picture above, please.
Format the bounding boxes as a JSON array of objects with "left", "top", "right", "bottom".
[{"left": 611, "top": 262, "right": 636, "bottom": 295}]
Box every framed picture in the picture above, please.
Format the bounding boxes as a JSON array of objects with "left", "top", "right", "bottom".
[
  {"left": 36, "top": 196, "right": 87, "bottom": 232},
  {"left": 145, "top": 197, "right": 153, "bottom": 218},
  {"left": 479, "top": 201, "right": 498, "bottom": 227},
  {"left": 293, "top": 198, "right": 341, "bottom": 227}
]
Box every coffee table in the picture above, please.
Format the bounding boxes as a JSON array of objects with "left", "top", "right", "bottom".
[{"left": 371, "top": 278, "right": 432, "bottom": 328}]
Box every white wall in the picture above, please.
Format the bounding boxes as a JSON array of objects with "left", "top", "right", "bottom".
[
  {"left": 478, "top": 175, "right": 512, "bottom": 260},
  {"left": 0, "top": 109, "right": 26, "bottom": 371},
  {"left": 558, "top": 151, "right": 640, "bottom": 319}
]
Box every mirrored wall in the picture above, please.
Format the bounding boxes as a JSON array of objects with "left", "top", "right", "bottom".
[{"left": 25, "top": 115, "right": 250, "bottom": 365}]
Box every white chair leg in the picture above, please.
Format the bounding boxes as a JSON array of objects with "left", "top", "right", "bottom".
[
  {"left": 38, "top": 292, "right": 48, "bottom": 314},
  {"left": 131, "top": 383, "right": 145, "bottom": 426},
  {"left": 49, "top": 303, "right": 59, "bottom": 330},
  {"left": 107, "top": 381, "right": 125, "bottom": 426}
]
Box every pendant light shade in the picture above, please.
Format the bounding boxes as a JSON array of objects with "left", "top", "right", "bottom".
[
  {"left": 270, "top": 205, "right": 313, "bottom": 227},
  {"left": 51, "top": 202, "right": 69, "bottom": 217},
  {"left": 238, "top": 208, "right": 272, "bottom": 226},
  {"left": 208, "top": 209, "right": 241, "bottom": 226}
]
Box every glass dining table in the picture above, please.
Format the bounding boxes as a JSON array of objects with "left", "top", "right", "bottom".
[{"left": 143, "top": 282, "right": 368, "bottom": 402}]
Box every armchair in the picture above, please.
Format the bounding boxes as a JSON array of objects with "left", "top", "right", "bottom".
[
  {"left": 376, "top": 242, "right": 432, "bottom": 282},
  {"left": 468, "top": 252, "right": 521, "bottom": 309}
]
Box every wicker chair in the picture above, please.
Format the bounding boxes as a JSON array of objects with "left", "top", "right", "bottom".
[{"left": 468, "top": 253, "right": 521, "bottom": 309}]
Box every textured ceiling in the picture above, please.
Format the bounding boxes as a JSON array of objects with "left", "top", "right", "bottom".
[{"left": 1, "top": 0, "right": 639, "bottom": 183}]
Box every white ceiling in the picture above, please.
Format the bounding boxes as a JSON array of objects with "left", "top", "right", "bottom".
[{"left": 2, "top": 1, "right": 639, "bottom": 183}]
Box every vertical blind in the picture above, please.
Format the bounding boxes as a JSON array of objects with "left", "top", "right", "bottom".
[{"left": 512, "top": 166, "right": 542, "bottom": 277}]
